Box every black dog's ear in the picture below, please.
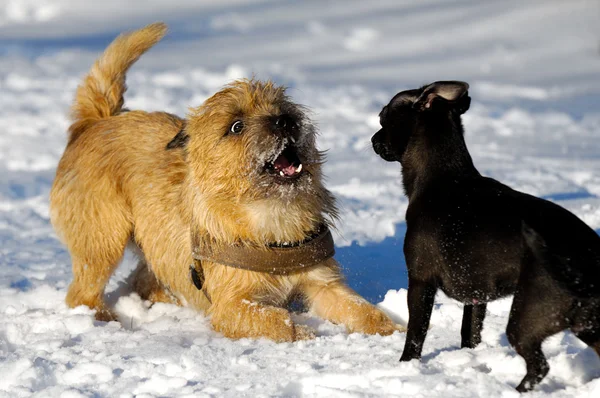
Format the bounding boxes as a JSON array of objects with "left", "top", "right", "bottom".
[{"left": 415, "top": 81, "right": 470, "bottom": 114}]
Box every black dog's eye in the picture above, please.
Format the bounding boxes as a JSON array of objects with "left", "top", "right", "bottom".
[{"left": 230, "top": 120, "right": 244, "bottom": 135}]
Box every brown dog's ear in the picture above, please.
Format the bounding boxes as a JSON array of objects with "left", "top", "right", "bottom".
[{"left": 415, "top": 81, "right": 470, "bottom": 113}]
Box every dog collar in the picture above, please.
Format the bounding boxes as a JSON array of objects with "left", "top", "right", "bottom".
[{"left": 191, "top": 224, "right": 335, "bottom": 276}]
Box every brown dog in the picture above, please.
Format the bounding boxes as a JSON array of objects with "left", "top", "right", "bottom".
[{"left": 50, "top": 23, "right": 401, "bottom": 342}]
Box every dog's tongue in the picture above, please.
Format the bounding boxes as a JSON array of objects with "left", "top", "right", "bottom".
[{"left": 274, "top": 154, "right": 297, "bottom": 176}]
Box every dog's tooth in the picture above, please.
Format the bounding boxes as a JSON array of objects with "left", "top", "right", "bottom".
[
  {"left": 279, "top": 171, "right": 285, "bottom": 177},
  {"left": 295, "top": 164, "right": 303, "bottom": 173}
]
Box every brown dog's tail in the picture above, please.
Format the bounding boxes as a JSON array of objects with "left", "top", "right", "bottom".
[{"left": 69, "top": 22, "right": 167, "bottom": 135}]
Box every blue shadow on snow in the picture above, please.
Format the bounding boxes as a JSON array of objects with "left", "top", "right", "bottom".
[
  {"left": 541, "top": 191, "right": 597, "bottom": 202},
  {"left": 334, "top": 223, "right": 408, "bottom": 304}
]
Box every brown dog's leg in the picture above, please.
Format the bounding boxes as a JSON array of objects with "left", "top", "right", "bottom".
[
  {"left": 304, "top": 280, "right": 402, "bottom": 335},
  {"left": 130, "top": 261, "right": 180, "bottom": 305},
  {"left": 66, "top": 249, "right": 126, "bottom": 322},
  {"left": 61, "top": 202, "right": 132, "bottom": 322},
  {"left": 209, "top": 297, "right": 314, "bottom": 342}
]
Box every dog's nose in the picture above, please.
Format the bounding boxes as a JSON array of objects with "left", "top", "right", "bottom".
[
  {"left": 372, "top": 141, "right": 383, "bottom": 155},
  {"left": 371, "top": 135, "right": 383, "bottom": 154},
  {"left": 273, "top": 114, "right": 298, "bottom": 135}
]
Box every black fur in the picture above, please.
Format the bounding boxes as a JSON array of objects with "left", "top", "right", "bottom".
[
  {"left": 371, "top": 81, "right": 600, "bottom": 392},
  {"left": 190, "top": 263, "right": 205, "bottom": 290},
  {"left": 166, "top": 126, "right": 189, "bottom": 150}
]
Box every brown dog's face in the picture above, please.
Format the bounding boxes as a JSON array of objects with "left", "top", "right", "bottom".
[{"left": 186, "top": 79, "right": 325, "bottom": 203}]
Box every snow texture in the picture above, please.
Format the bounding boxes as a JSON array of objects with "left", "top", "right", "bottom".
[{"left": 1, "top": 0, "right": 600, "bottom": 396}]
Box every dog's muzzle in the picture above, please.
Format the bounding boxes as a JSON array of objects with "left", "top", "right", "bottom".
[{"left": 372, "top": 140, "right": 397, "bottom": 162}]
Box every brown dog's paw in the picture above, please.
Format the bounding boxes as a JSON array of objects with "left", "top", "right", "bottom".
[
  {"left": 294, "top": 324, "right": 317, "bottom": 341},
  {"left": 368, "top": 319, "right": 398, "bottom": 336},
  {"left": 94, "top": 307, "right": 117, "bottom": 322},
  {"left": 352, "top": 306, "right": 400, "bottom": 336}
]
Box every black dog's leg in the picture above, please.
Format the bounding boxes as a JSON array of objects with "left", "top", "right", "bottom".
[
  {"left": 510, "top": 338, "right": 549, "bottom": 393},
  {"left": 461, "top": 303, "right": 486, "bottom": 348},
  {"left": 507, "top": 290, "right": 549, "bottom": 392},
  {"left": 507, "top": 255, "right": 570, "bottom": 392},
  {"left": 400, "top": 279, "right": 436, "bottom": 361},
  {"left": 571, "top": 298, "right": 600, "bottom": 356}
]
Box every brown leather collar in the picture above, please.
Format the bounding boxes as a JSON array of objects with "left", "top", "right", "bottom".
[{"left": 191, "top": 224, "right": 335, "bottom": 276}]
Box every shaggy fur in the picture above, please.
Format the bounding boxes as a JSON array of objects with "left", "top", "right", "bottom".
[{"left": 50, "top": 22, "right": 401, "bottom": 342}]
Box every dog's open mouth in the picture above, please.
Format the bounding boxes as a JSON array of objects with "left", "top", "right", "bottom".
[{"left": 264, "top": 144, "right": 304, "bottom": 181}]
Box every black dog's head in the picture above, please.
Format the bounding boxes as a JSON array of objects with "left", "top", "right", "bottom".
[{"left": 371, "top": 81, "right": 471, "bottom": 162}]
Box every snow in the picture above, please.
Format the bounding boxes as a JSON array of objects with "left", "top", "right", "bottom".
[
  {"left": 1, "top": 0, "right": 600, "bottom": 396},
  {"left": 2, "top": 288, "right": 600, "bottom": 397}
]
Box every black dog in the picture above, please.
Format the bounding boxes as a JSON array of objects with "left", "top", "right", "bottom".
[{"left": 371, "top": 81, "right": 600, "bottom": 392}]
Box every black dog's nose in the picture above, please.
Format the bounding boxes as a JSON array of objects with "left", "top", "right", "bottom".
[
  {"left": 273, "top": 114, "right": 298, "bottom": 134},
  {"left": 372, "top": 140, "right": 383, "bottom": 155},
  {"left": 372, "top": 133, "right": 383, "bottom": 154}
]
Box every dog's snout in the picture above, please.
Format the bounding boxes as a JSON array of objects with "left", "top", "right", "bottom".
[
  {"left": 371, "top": 132, "right": 398, "bottom": 162},
  {"left": 273, "top": 114, "right": 298, "bottom": 135},
  {"left": 372, "top": 139, "right": 383, "bottom": 154},
  {"left": 371, "top": 130, "right": 384, "bottom": 152},
  {"left": 371, "top": 140, "right": 381, "bottom": 154}
]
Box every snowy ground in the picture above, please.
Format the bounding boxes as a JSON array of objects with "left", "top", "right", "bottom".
[{"left": 1, "top": 0, "right": 600, "bottom": 397}]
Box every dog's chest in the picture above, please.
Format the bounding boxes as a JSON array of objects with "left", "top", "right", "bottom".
[{"left": 242, "top": 199, "right": 322, "bottom": 245}]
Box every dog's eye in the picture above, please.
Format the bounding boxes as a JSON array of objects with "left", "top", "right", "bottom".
[{"left": 230, "top": 120, "right": 244, "bottom": 135}]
